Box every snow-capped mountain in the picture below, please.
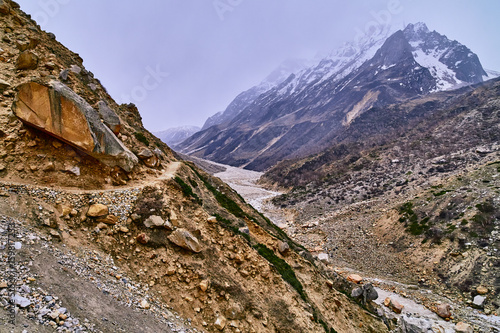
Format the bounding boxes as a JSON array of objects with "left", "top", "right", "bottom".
[
  {"left": 201, "top": 58, "right": 312, "bottom": 130},
  {"left": 178, "top": 23, "right": 493, "bottom": 171},
  {"left": 153, "top": 126, "right": 200, "bottom": 146},
  {"left": 403, "top": 22, "right": 486, "bottom": 90}
]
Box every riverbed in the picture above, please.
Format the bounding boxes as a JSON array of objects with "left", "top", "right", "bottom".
[{"left": 200, "top": 158, "right": 500, "bottom": 332}]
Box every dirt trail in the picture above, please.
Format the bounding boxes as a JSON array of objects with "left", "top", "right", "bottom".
[{"left": 0, "top": 161, "right": 182, "bottom": 195}]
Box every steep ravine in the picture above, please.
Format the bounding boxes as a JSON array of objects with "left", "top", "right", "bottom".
[{"left": 206, "top": 159, "right": 500, "bottom": 333}]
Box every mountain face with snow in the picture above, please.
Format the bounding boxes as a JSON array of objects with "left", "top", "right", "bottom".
[
  {"left": 201, "top": 58, "right": 312, "bottom": 130},
  {"left": 178, "top": 23, "right": 492, "bottom": 171},
  {"left": 403, "top": 23, "right": 486, "bottom": 90},
  {"left": 153, "top": 126, "right": 200, "bottom": 146}
]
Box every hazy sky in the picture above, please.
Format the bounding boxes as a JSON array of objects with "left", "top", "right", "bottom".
[{"left": 15, "top": 0, "right": 500, "bottom": 131}]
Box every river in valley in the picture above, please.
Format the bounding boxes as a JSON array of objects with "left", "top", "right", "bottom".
[{"left": 196, "top": 158, "right": 499, "bottom": 332}]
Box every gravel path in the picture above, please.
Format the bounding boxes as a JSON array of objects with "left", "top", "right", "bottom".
[{"left": 0, "top": 215, "right": 199, "bottom": 333}]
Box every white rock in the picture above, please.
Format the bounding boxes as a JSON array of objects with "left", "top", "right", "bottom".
[
  {"left": 473, "top": 295, "right": 485, "bottom": 307},
  {"left": 144, "top": 215, "right": 172, "bottom": 229},
  {"left": 140, "top": 300, "right": 150, "bottom": 309},
  {"left": 317, "top": 253, "right": 329, "bottom": 262},
  {"left": 12, "top": 295, "right": 31, "bottom": 308},
  {"left": 214, "top": 316, "right": 226, "bottom": 330}
]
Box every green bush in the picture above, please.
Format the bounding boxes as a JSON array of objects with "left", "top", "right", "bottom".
[
  {"left": 433, "top": 190, "right": 450, "bottom": 197},
  {"left": 254, "top": 244, "right": 306, "bottom": 301},
  {"left": 398, "top": 202, "right": 430, "bottom": 235},
  {"left": 134, "top": 132, "right": 150, "bottom": 146},
  {"left": 174, "top": 176, "right": 201, "bottom": 204}
]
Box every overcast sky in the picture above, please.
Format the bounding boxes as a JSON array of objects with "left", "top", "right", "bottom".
[{"left": 15, "top": 0, "right": 500, "bottom": 131}]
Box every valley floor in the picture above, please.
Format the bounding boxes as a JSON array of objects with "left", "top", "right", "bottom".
[{"left": 204, "top": 158, "right": 500, "bottom": 333}]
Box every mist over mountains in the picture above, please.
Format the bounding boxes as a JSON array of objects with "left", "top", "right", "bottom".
[{"left": 176, "top": 23, "right": 497, "bottom": 171}]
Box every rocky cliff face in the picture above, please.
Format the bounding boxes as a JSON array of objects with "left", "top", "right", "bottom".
[
  {"left": 178, "top": 23, "right": 491, "bottom": 172},
  {"left": 0, "top": 2, "right": 388, "bottom": 332}
]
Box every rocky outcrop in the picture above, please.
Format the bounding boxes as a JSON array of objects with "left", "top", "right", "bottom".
[
  {"left": 0, "top": 0, "right": 11, "bottom": 15},
  {"left": 137, "top": 148, "right": 159, "bottom": 168},
  {"left": 97, "top": 100, "right": 121, "bottom": 135},
  {"left": 351, "top": 283, "right": 378, "bottom": 304},
  {"left": 12, "top": 80, "right": 138, "bottom": 171},
  {"left": 16, "top": 51, "right": 38, "bottom": 70},
  {"left": 168, "top": 228, "right": 202, "bottom": 253}
]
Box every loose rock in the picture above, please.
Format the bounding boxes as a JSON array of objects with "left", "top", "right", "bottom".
[
  {"left": 347, "top": 274, "right": 363, "bottom": 284},
  {"left": 472, "top": 295, "right": 485, "bottom": 308},
  {"left": 278, "top": 241, "right": 290, "bottom": 254},
  {"left": 476, "top": 286, "right": 488, "bottom": 295},
  {"left": 455, "top": 322, "right": 473, "bottom": 333},
  {"left": 97, "top": 215, "right": 118, "bottom": 225},
  {"left": 384, "top": 297, "right": 404, "bottom": 314},
  {"left": 137, "top": 233, "right": 149, "bottom": 245},
  {"left": 168, "top": 229, "right": 202, "bottom": 253},
  {"left": 214, "top": 316, "right": 226, "bottom": 330},
  {"left": 199, "top": 280, "right": 209, "bottom": 292},
  {"left": 144, "top": 215, "right": 172, "bottom": 229},
  {"left": 16, "top": 51, "right": 38, "bottom": 70},
  {"left": 87, "top": 204, "right": 109, "bottom": 217},
  {"left": 436, "top": 303, "right": 451, "bottom": 319},
  {"left": 317, "top": 252, "right": 329, "bottom": 262}
]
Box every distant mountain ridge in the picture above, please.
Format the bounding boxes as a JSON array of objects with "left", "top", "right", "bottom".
[
  {"left": 153, "top": 125, "right": 200, "bottom": 146},
  {"left": 178, "top": 23, "right": 494, "bottom": 171}
]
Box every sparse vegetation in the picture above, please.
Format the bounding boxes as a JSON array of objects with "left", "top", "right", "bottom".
[
  {"left": 174, "top": 176, "right": 201, "bottom": 204},
  {"left": 253, "top": 244, "right": 306, "bottom": 301},
  {"left": 433, "top": 189, "right": 450, "bottom": 197},
  {"left": 189, "top": 165, "right": 246, "bottom": 218},
  {"left": 214, "top": 213, "right": 250, "bottom": 243},
  {"left": 134, "top": 131, "right": 150, "bottom": 146},
  {"left": 398, "top": 201, "right": 430, "bottom": 235}
]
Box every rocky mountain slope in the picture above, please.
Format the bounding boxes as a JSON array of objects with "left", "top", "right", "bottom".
[
  {"left": 177, "top": 23, "right": 494, "bottom": 172},
  {"left": 260, "top": 76, "right": 500, "bottom": 330},
  {"left": 0, "top": 2, "right": 389, "bottom": 332}
]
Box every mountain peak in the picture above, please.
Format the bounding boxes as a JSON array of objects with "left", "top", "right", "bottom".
[
  {"left": 406, "top": 22, "right": 430, "bottom": 33},
  {"left": 375, "top": 30, "right": 414, "bottom": 67}
]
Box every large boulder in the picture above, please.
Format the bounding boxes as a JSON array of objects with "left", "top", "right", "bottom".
[
  {"left": 168, "top": 228, "right": 202, "bottom": 253},
  {"left": 12, "top": 80, "right": 138, "bottom": 171},
  {"left": 87, "top": 204, "right": 109, "bottom": 217},
  {"left": 138, "top": 148, "right": 159, "bottom": 168},
  {"left": 97, "top": 101, "right": 121, "bottom": 135},
  {"left": 351, "top": 283, "right": 378, "bottom": 304},
  {"left": 16, "top": 51, "right": 38, "bottom": 70}
]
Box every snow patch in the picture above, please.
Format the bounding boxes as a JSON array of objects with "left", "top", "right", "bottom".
[{"left": 412, "top": 49, "right": 463, "bottom": 91}]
